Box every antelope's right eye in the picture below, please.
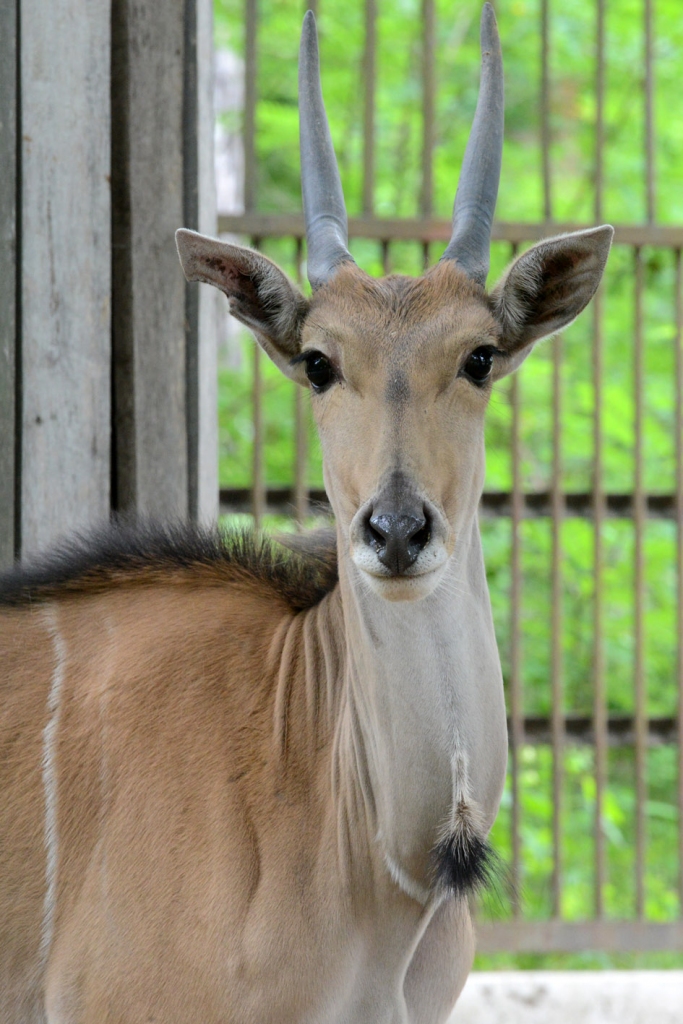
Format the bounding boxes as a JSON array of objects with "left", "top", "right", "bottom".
[{"left": 303, "top": 352, "right": 336, "bottom": 392}]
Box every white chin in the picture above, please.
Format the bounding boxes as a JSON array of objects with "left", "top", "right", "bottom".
[{"left": 358, "top": 565, "right": 445, "bottom": 602}]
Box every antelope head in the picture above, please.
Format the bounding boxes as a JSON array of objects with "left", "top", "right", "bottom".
[{"left": 177, "top": 4, "right": 612, "bottom": 603}]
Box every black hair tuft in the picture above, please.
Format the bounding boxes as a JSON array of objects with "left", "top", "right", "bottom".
[
  {"left": 0, "top": 519, "right": 338, "bottom": 612},
  {"left": 432, "top": 828, "right": 503, "bottom": 899}
]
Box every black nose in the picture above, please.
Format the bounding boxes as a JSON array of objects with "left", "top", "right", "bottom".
[{"left": 365, "top": 509, "right": 431, "bottom": 575}]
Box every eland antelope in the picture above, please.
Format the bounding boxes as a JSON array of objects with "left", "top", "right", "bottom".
[{"left": 0, "top": 5, "right": 612, "bottom": 1022}]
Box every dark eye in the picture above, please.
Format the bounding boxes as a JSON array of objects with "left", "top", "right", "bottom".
[
  {"left": 461, "top": 346, "right": 496, "bottom": 386},
  {"left": 303, "top": 351, "right": 336, "bottom": 392}
]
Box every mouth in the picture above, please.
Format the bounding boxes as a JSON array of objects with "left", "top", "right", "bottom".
[
  {"left": 350, "top": 543, "right": 449, "bottom": 601},
  {"left": 353, "top": 543, "right": 448, "bottom": 579}
]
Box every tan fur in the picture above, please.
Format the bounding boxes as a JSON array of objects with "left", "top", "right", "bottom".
[
  {"left": 298, "top": 262, "right": 501, "bottom": 543},
  {"left": 0, "top": 569, "right": 473, "bottom": 1023},
  {"left": 2, "top": 225, "right": 611, "bottom": 1022},
  {"left": 0, "top": 610, "right": 53, "bottom": 1023}
]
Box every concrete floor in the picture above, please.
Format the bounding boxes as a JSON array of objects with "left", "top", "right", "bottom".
[{"left": 449, "top": 971, "right": 683, "bottom": 1023}]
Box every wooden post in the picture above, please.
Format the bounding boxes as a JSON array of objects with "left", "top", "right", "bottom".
[
  {"left": 0, "top": 0, "right": 17, "bottom": 566},
  {"left": 19, "top": 0, "right": 111, "bottom": 558},
  {"left": 185, "top": 0, "right": 219, "bottom": 524},
  {"left": 0, "top": 0, "right": 217, "bottom": 567},
  {"left": 112, "top": 0, "right": 217, "bottom": 524},
  {"left": 111, "top": 0, "right": 188, "bottom": 520}
]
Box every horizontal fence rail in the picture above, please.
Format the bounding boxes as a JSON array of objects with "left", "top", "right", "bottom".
[
  {"left": 220, "top": 486, "right": 683, "bottom": 522},
  {"left": 476, "top": 921, "right": 683, "bottom": 954},
  {"left": 216, "top": 0, "right": 683, "bottom": 954},
  {"left": 218, "top": 214, "right": 683, "bottom": 249}
]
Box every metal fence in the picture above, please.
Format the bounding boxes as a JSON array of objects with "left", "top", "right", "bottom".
[{"left": 216, "top": 0, "right": 683, "bottom": 952}]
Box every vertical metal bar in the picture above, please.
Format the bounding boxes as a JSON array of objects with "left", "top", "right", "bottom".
[
  {"left": 634, "top": 246, "right": 647, "bottom": 919},
  {"left": 362, "top": 0, "right": 376, "bottom": 218},
  {"left": 420, "top": 0, "right": 435, "bottom": 219},
  {"left": 243, "top": 0, "right": 257, "bottom": 214},
  {"left": 595, "top": 0, "right": 605, "bottom": 223},
  {"left": 381, "top": 240, "right": 390, "bottom": 276},
  {"left": 252, "top": 344, "right": 264, "bottom": 529},
  {"left": 644, "top": 0, "right": 655, "bottom": 224},
  {"left": 245, "top": 0, "right": 259, "bottom": 527},
  {"left": 183, "top": 0, "right": 200, "bottom": 522},
  {"left": 543, "top": 0, "right": 557, "bottom": 916},
  {"left": 251, "top": 237, "right": 264, "bottom": 528},
  {"left": 551, "top": 332, "right": 564, "bottom": 917},
  {"left": 592, "top": 0, "right": 607, "bottom": 919},
  {"left": 294, "top": 236, "right": 308, "bottom": 527},
  {"left": 294, "top": 386, "right": 308, "bottom": 527},
  {"left": 509, "top": 245, "right": 523, "bottom": 915},
  {"left": 593, "top": 283, "right": 607, "bottom": 919},
  {"left": 674, "top": 249, "right": 683, "bottom": 908},
  {"left": 540, "top": 0, "right": 552, "bottom": 222}
]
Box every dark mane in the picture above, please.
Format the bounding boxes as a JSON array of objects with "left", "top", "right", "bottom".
[{"left": 0, "top": 520, "right": 338, "bottom": 612}]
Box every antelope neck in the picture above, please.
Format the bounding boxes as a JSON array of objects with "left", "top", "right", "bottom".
[{"left": 335, "top": 516, "right": 508, "bottom": 900}]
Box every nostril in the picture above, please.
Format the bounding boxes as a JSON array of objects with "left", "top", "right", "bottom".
[
  {"left": 410, "top": 518, "right": 431, "bottom": 553},
  {"left": 364, "top": 513, "right": 389, "bottom": 553}
]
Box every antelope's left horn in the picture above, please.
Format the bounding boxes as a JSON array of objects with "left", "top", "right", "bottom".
[
  {"left": 299, "top": 10, "right": 356, "bottom": 291},
  {"left": 440, "top": 3, "right": 504, "bottom": 286}
]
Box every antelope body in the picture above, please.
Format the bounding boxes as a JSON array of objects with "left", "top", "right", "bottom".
[{"left": 0, "top": 6, "right": 612, "bottom": 1022}]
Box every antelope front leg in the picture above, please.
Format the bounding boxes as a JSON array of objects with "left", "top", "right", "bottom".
[{"left": 404, "top": 899, "right": 475, "bottom": 1024}]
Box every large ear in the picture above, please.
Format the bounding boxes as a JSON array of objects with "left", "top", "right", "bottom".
[
  {"left": 490, "top": 225, "right": 614, "bottom": 375},
  {"left": 176, "top": 229, "right": 310, "bottom": 382}
]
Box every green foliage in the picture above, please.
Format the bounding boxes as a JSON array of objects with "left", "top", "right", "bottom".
[
  {"left": 214, "top": 0, "right": 683, "bottom": 966},
  {"left": 216, "top": 0, "right": 683, "bottom": 224}
]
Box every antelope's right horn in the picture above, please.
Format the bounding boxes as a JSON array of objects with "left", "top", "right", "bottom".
[{"left": 440, "top": 3, "right": 504, "bottom": 286}]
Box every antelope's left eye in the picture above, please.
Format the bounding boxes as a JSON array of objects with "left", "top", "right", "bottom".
[
  {"left": 303, "top": 352, "right": 336, "bottom": 392},
  {"left": 461, "top": 346, "right": 496, "bottom": 386}
]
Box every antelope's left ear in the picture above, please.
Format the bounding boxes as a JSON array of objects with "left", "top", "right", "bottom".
[
  {"left": 176, "top": 229, "right": 310, "bottom": 381},
  {"left": 490, "top": 225, "right": 614, "bottom": 375}
]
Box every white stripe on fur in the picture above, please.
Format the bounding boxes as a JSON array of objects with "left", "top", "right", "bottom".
[
  {"left": 39, "top": 606, "right": 67, "bottom": 969},
  {"left": 383, "top": 850, "right": 432, "bottom": 905}
]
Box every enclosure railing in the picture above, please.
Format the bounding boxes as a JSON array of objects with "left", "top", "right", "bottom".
[{"left": 216, "top": 0, "right": 683, "bottom": 953}]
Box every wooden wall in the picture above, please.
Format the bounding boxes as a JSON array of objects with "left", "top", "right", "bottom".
[
  {"left": 0, "top": 0, "right": 218, "bottom": 567},
  {"left": 0, "top": 0, "right": 17, "bottom": 567}
]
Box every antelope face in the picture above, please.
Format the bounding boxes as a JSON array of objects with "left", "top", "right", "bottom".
[
  {"left": 298, "top": 263, "right": 501, "bottom": 600},
  {"left": 176, "top": 4, "right": 612, "bottom": 602}
]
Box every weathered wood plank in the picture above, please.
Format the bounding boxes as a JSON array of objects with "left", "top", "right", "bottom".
[
  {"left": 194, "top": 0, "right": 219, "bottom": 524},
  {"left": 183, "top": 0, "right": 218, "bottom": 525},
  {"left": 476, "top": 920, "right": 683, "bottom": 953},
  {"left": 218, "top": 213, "right": 683, "bottom": 249},
  {"left": 0, "top": 0, "right": 17, "bottom": 566},
  {"left": 112, "top": 0, "right": 188, "bottom": 521},
  {"left": 20, "top": 0, "right": 111, "bottom": 557}
]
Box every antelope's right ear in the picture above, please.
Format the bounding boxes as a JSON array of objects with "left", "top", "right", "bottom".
[{"left": 176, "top": 229, "right": 310, "bottom": 381}]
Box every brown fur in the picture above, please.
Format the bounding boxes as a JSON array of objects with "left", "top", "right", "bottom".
[
  {"left": 0, "top": 526, "right": 474, "bottom": 1022},
  {"left": 2, "top": 222, "right": 612, "bottom": 1022},
  {"left": 307, "top": 262, "right": 498, "bottom": 349}
]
